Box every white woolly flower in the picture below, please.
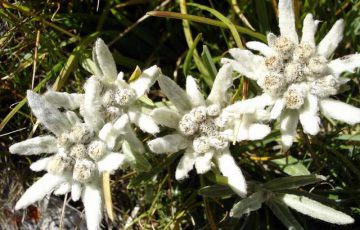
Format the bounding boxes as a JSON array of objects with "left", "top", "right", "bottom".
[
  {"left": 222, "top": 0, "right": 360, "bottom": 150},
  {"left": 83, "top": 38, "right": 161, "bottom": 135},
  {"left": 147, "top": 64, "right": 270, "bottom": 197},
  {"left": 9, "top": 91, "right": 134, "bottom": 230}
]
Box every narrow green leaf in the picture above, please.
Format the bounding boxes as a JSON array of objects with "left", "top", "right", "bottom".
[
  {"left": 267, "top": 197, "right": 304, "bottom": 230},
  {"left": 254, "top": 0, "right": 270, "bottom": 33},
  {"left": 230, "top": 191, "right": 266, "bottom": 218},
  {"left": 271, "top": 156, "right": 310, "bottom": 176},
  {"left": 263, "top": 175, "right": 325, "bottom": 191},
  {"left": 146, "top": 11, "right": 266, "bottom": 42},
  {"left": 201, "top": 45, "right": 217, "bottom": 81},
  {"left": 128, "top": 152, "right": 182, "bottom": 188},
  {"left": 198, "top": 184, "right": 235, "bottom": 198},
  {"left": 335, "top": 134, "right": 360, "bottom": 141},
  {"left": 183, "top": 33, "right": 203, "bottom": 77},
  {"left": 188, "top": 3, "right": 243, "bottom": 48}
]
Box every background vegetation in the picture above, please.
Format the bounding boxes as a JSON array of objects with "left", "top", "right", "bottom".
[{"left": 0, "top": 0, "right": 359, "bottom": 229}]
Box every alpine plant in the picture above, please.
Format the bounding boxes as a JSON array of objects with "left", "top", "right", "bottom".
[
  {"left": 147, "top": 64, "right": 270, "bottom": 197},
  {"left": 9, "top": 91, "right": 134, "bottom": 230},
  {"left": 222, "top": 0, "right": 360, "bottom": 150}
]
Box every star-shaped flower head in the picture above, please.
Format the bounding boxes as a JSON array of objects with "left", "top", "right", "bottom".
[
  {"left": 83, "top": 38, "right": 162, "bottom": 136},
  {"left": 222, "top": 0, "right": 360, "bottom": 150},
  {"left": 9, "top": 91, "right": 134, "bottom": 230},
  {"left": 147, "top": 64, "right": 270, "bottom": 197}
]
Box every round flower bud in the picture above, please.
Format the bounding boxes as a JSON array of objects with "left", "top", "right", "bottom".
[
  {"left": 57, "top": 133, "right": 71, "bottom": 148},
  {"left": 87, "top": 140, "right": 107, "bottom": 161},
  {"left": 273, "top": 36, "right": 295, "bottom": 59},
  {"left": 283, "top": 84, "right": 307, "bottom": 109},
  {"left": 191, "top": 106, "right": 207, "bottom": 123},
  {"left": 73, "top": 159, "right": 96, "bottom": 184},
  {"left": 310, "top": 75, "right": 339, "bottom": 98},
  {"left": 206, "top": 104, "right": 221, "bottom": 117},
  {"left": 294, "top": 42, "right": 314, "bottom": 62},
  {"left": 265, "top": 56, "right": 283, "bottom": 72},
  {"left": 69, "top": 144, "right": 87, "bottom": 159},
  {"left": 193, "top": 136, "right": 211, "bottom": 154},
  {"left": 102, "top": 89, "right": 116, "bottom": 107},
  {"left": 284, "top": 62, "right": 305, "bottom": 83},
  {"left": 179, "top": 113, "right": 198, "bottom": 136},
  {"left": 208, "top": 135, "right": 228, "bottom": 150},
  {"left": 114, "top": 88, "right": 136, "bottom": 106},
  {"left": 104, "top": 106, "right": 122, "bottom": 121},
  {"left": 69, "top": 123, "right": 94, "bottom": 144},
  {"left": 47, "top": 154, "right": 73, "bottom": 175},
  {"left": 199, "top": 119, "right": 218, "bottom": 136},
  {"left": 307, "top": 56, "right": 328, "bottom": 75},
  {"left": 259, "top": 73, "right": 287, "bottom": 96}
]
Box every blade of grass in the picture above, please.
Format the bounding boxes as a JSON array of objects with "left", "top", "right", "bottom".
[
  {"left": 146, "top": 11, "right": 266, "bottom": 42},
  {"left": 103, "top": 172, "right": 114, "bottom": 221},
  {"left": 183, "top": 33, "right": 203, "bottom": 78},
  {"left": 179, "top": 0, "right": 210, "bottom": 83},
  {"left": 187, "top": 2, "right": 243, "bottom": 48}
]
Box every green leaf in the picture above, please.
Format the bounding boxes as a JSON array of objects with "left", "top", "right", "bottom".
[
  {"left": 198, "top": 184, "right": 235, "bottom": 198},
  {"left": 122, "top": 141, "right": 152, "bottom": 173},
  {"left": 183, "top": 33, "right": 203, "bottom": 77},
  {"left": 188, "top": 3, "right": 243, "bottom": 48},
  {"left": 271, "top": 156, "right": 310, "bottom": 176},
  {"left": 335, "top": 134, "right": 360, "bottom": 141},
  {"left": 230, "top": 191, "right": 266, "bottom": 218},
  {"left": 262, "top": 175, "right": 326, "bottom": 191},
  {"left": 128, "top": 151, "right": 182, "bottom": 188},
  {"left": 267, "top": 197, "right": 304, "bottom": 230},
  {"left": 201, "top": 45, "right": 217, "bottom": 81}
]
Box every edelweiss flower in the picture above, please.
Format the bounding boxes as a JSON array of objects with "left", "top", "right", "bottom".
[
  {"left": 147, "top": 64, "right": 270, "bottom": 197},
  {"left": 83, "top": 38, "right": 162, "bottom": 137},
  {"left": 222, "top": 0, "right": 360, "bottom": 149},
  {"left": 10, "top": 91, "right": 133, "bottom": 230}
]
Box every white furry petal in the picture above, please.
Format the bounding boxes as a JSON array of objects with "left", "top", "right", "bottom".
[
  {"left": 328, "top": 53, "right": 360, "bottom": 77},
  {"left": 97, "top": 152, "right": 126, "bottom": 173},
  {"left": 247, "top": 123, "right": 271, "bottom": 140},
  {"left": 130, "top": 65, "right": 161, "bottom": 98},
  {"left": 147, "top": 134, "right": 189, "bottom": 154},
  {"left": 270, "top": 99, "right": 285, "bottom": 119},
  {"left": 216, "top": 151, "right": 247, "bottom": 197},
  {"left": 82, "top": 181, "right": 103, "bottom": 230},
  {"left": 222, "top": 49, "right": 265, "bottom": 80},
  {"left": 121, "top": 126, "right": 145, "bottom": 154},
  {"left": 320, "top": 99, "right": 360, "bottom": 125},
  {"left": 30, "top": 157, "right": 52, "bottom": 171},
  {"left": 317, "top": 19, "right": 345, "bottom": 58},
  {"left": 27, "top": 91, "right": 72, "bottom": 136},
  {"left": 224, "top": 94, "right": 273, "bottom": 114},
  {"left": 150, "top": 107, "right": 181, "bottom": 129},
  {"left": 99, "top": 114, "right": 129, "bottom": 149},
  {"left": 186, "top": 75, "right": 206, "bottom": 107},
  {"left": 301, "top": 14, "right": 319, "bottom": 46},
  {"left": 93, "top": 38, "right": 117, "bottom": 83},
  {"left": 15, "top": 173, "right": 67, "bottom": 210},
  {"left": 175, "top": 149, "right": 196, "bottom": 180},
  {"left": 280, "top": 110, "right": 299, "bottom": 150},
  {"left": 10, "top": 136, "right": 57, "bottom": 155},
  {"left": 299, "top": 94, "right": 320, "bottom": 135},
  {"left": 83, "top": 77, "right": 104, "bottom": 132},
  {"left": 195, "top": 151, "right": 214, "bottom": 174},
  {"left": 158, "top": 75, "right": 192, "bottom": 112},
  {"left": 54, "top": 182, "right": 71, "bottom": 195},
  {"left": 207, "top": 64, "right": 233, "bottom": 106},
  {"left": 283, "top": 194, "right": 354, "bottom": 225},
  {"left": 128, "top": 110, "right": 160, "bottom": 134},
  {"left": 278, "top": 0, "right": 298, "bottom": 44},
  {"left": 71, "top": 182, "right": 82, "bottom": 202},
  {"left": 43, "top": 91, "right": 83, "bottom": 110},
  {"left": 65, "top": 111, "right": 81, "bottom": 126},
  {"left": 246, "top": 41, "right": 275, "bottom": 57}
]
